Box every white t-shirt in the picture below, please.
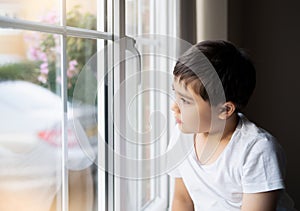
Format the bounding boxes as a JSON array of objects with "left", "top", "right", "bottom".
[{"left": 168, "top": 113, "right": 295, "bottom": 211}]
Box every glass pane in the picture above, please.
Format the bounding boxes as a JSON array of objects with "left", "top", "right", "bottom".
[
  {"left": 126, "top": 0, "right": 151, "bottom": 36},
  {"left": 0, "top": 0, "right": 60, "bottom": 25},
  {"left": 125, "top": 1, "right": 177, "bottom": 209},
  {"left": 66, "top": 0, "right": 97, "bottom": 29},
  {"left": 121, "top": 43, "right": 172, "bottom": 210},
  {"left": 67, "top": 36, "right": 99, "bottom": 210},
  {"left": 0, "top": 29, "right": 62, "bottom": 210},
  {"left": 65, "top": 36, "right": 97, "bottom": 100},
  {"left": 126, "top": 0, "right": 156, "bottom": 209}
]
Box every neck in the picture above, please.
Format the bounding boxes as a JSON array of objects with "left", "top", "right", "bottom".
[
  {"left": 221, "top": 113, "right": 239, "bottom": 140},
  {"left": 194, "top": 113, "right": 240, "bottom": 164},
  {"left": 200, "top": 113, "right": 239, "bottom": 141}
]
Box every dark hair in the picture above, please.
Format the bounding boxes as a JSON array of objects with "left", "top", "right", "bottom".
[{"left": 173, "top": 40, "right": 256, "bottom": 111}]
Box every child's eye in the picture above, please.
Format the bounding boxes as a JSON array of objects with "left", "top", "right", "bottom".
[{"left": 180, "top": 98, "right": 190, "bottom": 104}]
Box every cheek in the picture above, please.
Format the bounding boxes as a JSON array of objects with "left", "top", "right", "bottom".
[
  {"left": 180, "top": 106, "right": 212, "bottom": 133},
  {"left": 181, "top": 106, "right": 200, "bottom": 127}
]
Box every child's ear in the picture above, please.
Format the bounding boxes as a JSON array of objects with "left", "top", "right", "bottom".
[{"left": 218, "top": 102, "right": 236, "bottom": 120}]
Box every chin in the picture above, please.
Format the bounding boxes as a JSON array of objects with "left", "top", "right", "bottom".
[{"left": 178, "top": 124, "right": 198, "bottom": 134}]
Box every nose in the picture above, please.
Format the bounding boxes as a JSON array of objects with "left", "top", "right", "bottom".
[{"left": 171, "top": 102, "right": 180, "bottom": 114}]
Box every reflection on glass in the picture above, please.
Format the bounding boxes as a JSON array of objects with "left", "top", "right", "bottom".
[{"left": 0, "top": 0, "right": 60, "bottom": 24}]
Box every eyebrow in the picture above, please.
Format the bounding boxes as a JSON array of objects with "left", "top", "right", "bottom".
[{"left": 172, "top": 84, "right": 194, "bottom": 101}]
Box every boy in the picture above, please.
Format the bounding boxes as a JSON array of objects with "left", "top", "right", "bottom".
[{"left": 169, "top": 40, "right": 295, "bottom": 210}]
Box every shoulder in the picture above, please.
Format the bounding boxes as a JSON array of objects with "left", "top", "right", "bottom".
[
  {"left": 236, "top": 114, "right": 283, "bottom": 151},
  {"left": 236, "top": 116, "right": 287, "bottom": 193},
  {"left": 231, "top": 114, "right": 286, "bottom": 167}
]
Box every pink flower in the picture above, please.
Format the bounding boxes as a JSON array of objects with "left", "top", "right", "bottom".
[
  {"left": 68, "top": 60, "right": 78, "bottom": 71},
  {"left": 38, "top": 75, "right": 47, "bottom": 84},
  {"left": 40, "top": 62, "right": 49, "bottom": 74},
  {"left": 67, "top": 60, "right": 78, "bottom": 78},
  {"left": 28, "top": 47, "right": 39, "bottom": 60},
  {"left": 40, "top": 62, "right": 48, "bottom": 69},
  {"left": 38, "top": 52, "right": 48, "bottom": 62},
  {"left": 67, "top": 70, "right": 74, "bottom": 78},
  {"left": 69, "top": 60, "right": 78, "bottom": 66}
]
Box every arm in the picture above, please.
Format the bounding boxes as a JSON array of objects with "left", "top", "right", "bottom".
[
  {"left": 241, "top": 190, "right": 280, "bottom": 211},
  {"left": 68, "top": 168, "right": 94, "bottom": 211},
  {"left": 172, "top": 178, "right": 194, "bottom": 211},
  {"left": 49, "top": 168, "right": 94, "bottom": 211}
]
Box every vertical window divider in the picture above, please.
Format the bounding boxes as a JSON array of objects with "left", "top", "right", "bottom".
[
  {"left": 113, "top": 0, "right": 126, "bottom": 209},
  {"left": 106, "top": 0, "right": 115, "bottom": 210},
  {"left": 60, "top": 0, "right": 68, "bottom": 210},
  {"left": 97, "top": 0, "right": 108, "bottom": 211},
  {"left": 149, "top": 0, "right": 156, "bottom": 203}
]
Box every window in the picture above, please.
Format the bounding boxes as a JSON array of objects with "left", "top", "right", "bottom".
[
  {"left": 115, "top": 1, "right": 179, "bottom": 210},
  {"left": 0, "top": 0, "right": 179, "bottom": 210},
  {"left": 0, "top": 0, "right": 107, "bottom": 210}
]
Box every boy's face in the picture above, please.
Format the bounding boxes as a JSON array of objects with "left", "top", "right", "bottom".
[{"left": 171, "top": 77, "right": 212, "bottom": 134}]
